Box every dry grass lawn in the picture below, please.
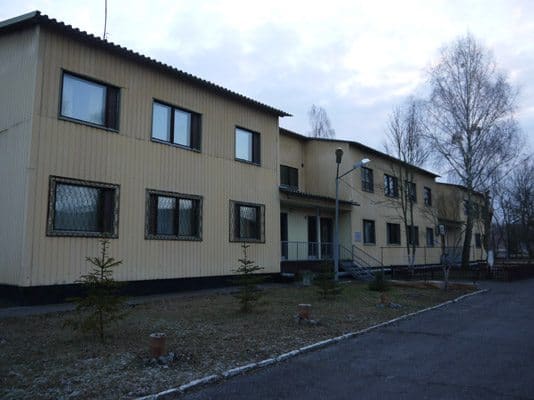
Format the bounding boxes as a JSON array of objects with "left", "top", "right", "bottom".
[{"left": 0, "top": 282, "right": 473, "bottom": 399}]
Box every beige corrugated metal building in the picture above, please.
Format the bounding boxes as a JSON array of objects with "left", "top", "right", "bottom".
[
  {"left": 0, "top": 12, "right": 289, "bottom": 293},
  {"left": 0, "top": 11, "right": 487, "bottom": 298}
]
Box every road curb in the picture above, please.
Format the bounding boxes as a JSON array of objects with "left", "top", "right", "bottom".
[{"left": 136, "top": 288, "right": 489, "bottom": 399}]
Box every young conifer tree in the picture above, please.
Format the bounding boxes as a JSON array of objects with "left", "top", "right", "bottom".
[
  {"left": 67, "top": 240, "right": 126, "bottom": 342},
  {"left": 233, "top": 243, "right": 265, "bottom": 312}
]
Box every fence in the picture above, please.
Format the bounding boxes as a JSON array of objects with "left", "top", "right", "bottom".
[{"left": 379, "top": 245, "right": 485, "bottom": 266}]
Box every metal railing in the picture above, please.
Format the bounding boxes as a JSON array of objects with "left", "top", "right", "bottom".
[
  {"left": 379, "top": 245, "right": 485, "bottom": 266},
  {"left": 352, "top": 245, "right": 384, "bottom": 268},
  {"left": 281, "top": 241, "right": 334, "bottom": 261}
]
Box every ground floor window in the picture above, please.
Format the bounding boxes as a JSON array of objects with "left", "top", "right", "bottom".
[
  {"left": 47, "top": 176, "right": 119, "bottom": 237},
  {"left": 426, "top": 227, "right": 435, "bottom": 247},
  {"left": 230, "top": 200, "right": 265, "bottom": 242},
  {"left": 363, "top": 219, "right": 376, "bottom": 244},
  {"left": 146, "top": 190, "right": 202, "bottom": 240},
  {"left": 407, "top": 225, "right": 419, "bottom": 246},
  {"left": 386, "top": 223, "right": 401, "bottom": 245}
]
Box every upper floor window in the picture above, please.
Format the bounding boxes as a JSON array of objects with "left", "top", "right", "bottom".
[
  {"left": 280, "top": 165, "right": 298, "bottom": 190},
  {"left": 151, "top": 101, "right": 201, "bottom": 150},
  {"left": 407, "top": 225, "right": 419, "bottom": 246},
  {"left": 361, "top": 167, "right": 374, "bottom": 192},
  {"left": 230, "top": 200, "right": 265, "bottom": 242},
  {"left": 60, "top": 72, "right": 119, "bottom": 130},
  {"left": 47, "top": 176, "right": 119, "bottom": 238},
  {"left": 424, "top": 187, "right": 432, "bottom": 206},
  {"left": 405, "top": 181, "right": 417, "bottom": 203},
  {"left": 235, "top": 127, "right": 260, "bottom": 164},
  {"left": 146, "top": 190, "right": 202, "bottom": 240},
  {"left": 386, "top": 223, "right": 401, "bottom": 245},
  {"left": 384, "top": 174, "right": 399, "bottom": 198},
  {"left": 363, "top": 219, "right": 376, "bottom": 244}
]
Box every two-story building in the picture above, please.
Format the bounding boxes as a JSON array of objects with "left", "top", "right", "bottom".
[
  {"left": 0, "top": 11, "right": 289, "bottom": 300},
  {"left": 0, "top": 11, "right": 486, "bottom": 301},
  {"left": 278, "top": 129, "right": 486, "bottom": 274}
]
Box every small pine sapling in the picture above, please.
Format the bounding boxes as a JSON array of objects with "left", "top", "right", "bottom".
[
  {"left": 314, "top": 262, "right": 342, "bottom": 300},
  {"left": 66, "top": 240, "right": 126, "bottom": 342},
  {"left": 233, "top": 243, "right": 265, "bottom": 312}
]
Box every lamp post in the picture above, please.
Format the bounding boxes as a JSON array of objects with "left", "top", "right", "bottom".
[{"left": 333, "top": 148, "right": 370, "bottom": 281}]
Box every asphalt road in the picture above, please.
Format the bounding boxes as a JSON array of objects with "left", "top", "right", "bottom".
[{"left": 184, "top": 280, "right": 534, "bottom": 400}]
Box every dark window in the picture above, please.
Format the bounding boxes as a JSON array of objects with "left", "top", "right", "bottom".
[
  {"left": 146, "top": 190, "right": 202, "bottom": 240},
  {"left": 230, "top": 201, "right": 265, "bottom": 242},
  {"left": 407, "top": 225, "right": 419, "bottom": 246},
  {"left": 363, "top": 220, "right": 376, "bottom": 244},
  {"left": 151, "top": 101, "right": 201, "bottom": 150},
  {"left": 424, "top": 187, "right": 432, "bottom": 206},
  {"left": 475, "top": 233, "right": 482, "bottom": 248},
  {"left": 280, "top": 165, "right": 298, "bottom": 190},
  {"left": 60, "top": 72, "right": 119, "bottom": 130},
  {"left": 361, "top": 167, "right": 374, "bottom": 192},
  {"left": 47, "top": 177, "right": 119, "bottom": 237},
  {"left": 386, "top": 223, "right": 401, "bottom": 245},
  {"left": 235, "top": 127, "right": 260, "bottom": 164},
  {"left": 426, "top": 227, "right": 435, "bottom": 247},
  {"left": 405, "top": 181, "right": 417, "bottom": 203},
  {"left": 384, "top": 174, "right": 399, "bottom": 198}
]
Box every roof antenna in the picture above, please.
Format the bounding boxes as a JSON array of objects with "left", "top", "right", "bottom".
[{"left": 103, "top": 0, "right": 108, "bottom": 40}]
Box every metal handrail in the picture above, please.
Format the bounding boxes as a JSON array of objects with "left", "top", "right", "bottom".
[{"left": 352, "top": 244, "right": 383, "bottom": 267}]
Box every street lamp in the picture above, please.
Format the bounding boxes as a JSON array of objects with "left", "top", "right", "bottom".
[{"left": 334, "top": 148, "right": 370, "bottom": 280}]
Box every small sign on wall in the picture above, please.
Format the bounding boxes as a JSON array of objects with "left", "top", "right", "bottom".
[{"left": 354, "top": 231, "right": 362, "bottom": 242}]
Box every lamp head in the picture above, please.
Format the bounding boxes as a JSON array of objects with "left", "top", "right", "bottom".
[
  {"left": 354, "top": 158, "right": 370, "bottom": 168},
  {"left": 335, "top": 148, "right": 344, "bottom": 164}
]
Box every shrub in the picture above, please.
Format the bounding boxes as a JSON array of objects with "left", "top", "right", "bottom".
[
  {"left": 314, "top": 262, "right": 342, "bottom": 300},
  {"left": 65, "top": 240, "right": 126, "bottom": 342},
  {"left": 233, "top": 243, "right": 265, "bottom": 312},
  {"left": 368, "top": 270, "right": 390, "bottom": 292}
]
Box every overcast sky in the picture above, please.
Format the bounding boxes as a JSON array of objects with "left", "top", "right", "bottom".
[{"left": 2, "top": 0, "right": 533, "bottom": 159}]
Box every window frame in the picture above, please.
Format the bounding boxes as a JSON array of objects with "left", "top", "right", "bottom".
[
  {"left": 384, "top": 174, "right": 399, "bottom": 198},
  {"left": 426, "top": 227, "right": 435, "bottom": 247},
  {"left": 361, "top": 167, "right": 374, "bottom": 193},
  {"left": 407, "top": 225, "right": 420, "bottom": 246},
  {"left": 235, "top": 126, "right": 261, "bottom": 165},
  {"left": 145, "top": 189, "right": 203, "bottom": 241},
  {"left": 423, "top": 186, "right": 432, "bottom": 206},
  {"left": 405, "top": 181, "right": 417, "bottom": 203},
  {"left": 386, "top": 223, "right": 401, "bottom": 245},
  {"left": 150, "top": 99, "right": 202, "bottom": 152},
  {"left": 46, "top": 176, "right": 120, "bottom": 238},
  {"left": 229, "top": 200, "right": 265, "bottom": 243},
  {"left": 58, "top": 70, "right": 120, "bottom": 131},
  {"left": 280, "top": 165, "right": 299, "bottom": 190},
  {"left": 363, "top": 219, "right": 376, "bottom": 245}
]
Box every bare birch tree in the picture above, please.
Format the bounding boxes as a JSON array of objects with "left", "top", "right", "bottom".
[
  {"left": 308, "top": 104, "right": 335, "bottom": 138},
  {"left": 385, "top": 97, "right": 430, "bottom": 270},
  {"left": 425, "top": 33, "right": 521, "bottom": 268}
]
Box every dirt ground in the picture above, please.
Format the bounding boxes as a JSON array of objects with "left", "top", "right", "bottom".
[{"left": 0, "top": 282, "right": 472, "bottom": 399}]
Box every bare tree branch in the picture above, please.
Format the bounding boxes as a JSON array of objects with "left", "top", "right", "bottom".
[{"left": 308, "top": 104, "right": 335, "bottom": 138}]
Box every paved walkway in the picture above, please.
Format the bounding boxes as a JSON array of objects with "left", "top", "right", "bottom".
[{"left": 183, "top": 280, "right": 534, "bottom": 400}]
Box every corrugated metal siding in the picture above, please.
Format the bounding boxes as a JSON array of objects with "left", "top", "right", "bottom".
[
  {"left": 279, "top": 134, "right": 306, "bottom": 192},
  {"left": 0, "top": 28, "right": 39, "bottom": 286},
  {"left": 27, "top": 29, "right": 280, "bottom": 286}
]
